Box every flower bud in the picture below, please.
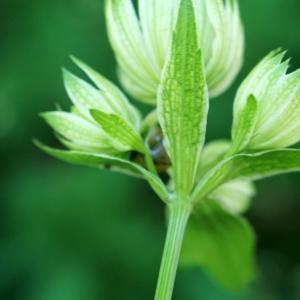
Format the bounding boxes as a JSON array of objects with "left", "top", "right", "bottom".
[
  {"left": 233, "top": 50, "right": 300, "bottom": 150},
  {"left": 41, "top": 58, "right": 142, "bottom": 154},
  {"left": 209, "top": 179, "right": 255, "bottom": 214},
  {"left": 106, "top": 0, "right": 244, "bottom": 104}
]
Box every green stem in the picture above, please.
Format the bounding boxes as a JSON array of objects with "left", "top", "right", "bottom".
[
  {"left": 145, "top": 149, "right": 159, "bottom": 176},
  {"left": 154, "top": 202, "right": 191, "bottom": 300}
]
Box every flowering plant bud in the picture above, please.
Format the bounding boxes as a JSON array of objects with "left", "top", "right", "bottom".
[
  {"left": 41, "top": 58, "right": 144, "bottom": 155},
  {"left": 232, "top": 50, "right": 300, "bottom": 151},
  {"left": 106, "top": 0, "right": 244, "bottom": 103}
]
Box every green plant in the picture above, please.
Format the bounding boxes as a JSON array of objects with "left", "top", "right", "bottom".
[{"left": 35, "top": 0, "right": 300, "bottom": 299}]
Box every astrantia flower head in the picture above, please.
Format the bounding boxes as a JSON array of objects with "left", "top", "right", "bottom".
[
  {"left": 106, "top": 0, "right": 244, "bottom": 104},
  {"left": 232, "top": 50, "right": 300, "bottom": 151}
]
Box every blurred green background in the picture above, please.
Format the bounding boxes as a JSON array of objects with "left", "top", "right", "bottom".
[{"left": 1, "top": 0, "right": 300, "bottom": 299}]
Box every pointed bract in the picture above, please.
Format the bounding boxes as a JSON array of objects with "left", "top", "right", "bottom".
[
  {"left": 158, "top": 0, "right": 209, "bottom": 197},
  {"left": 90, "top": 109, "right": 146, "bottom": 153}
]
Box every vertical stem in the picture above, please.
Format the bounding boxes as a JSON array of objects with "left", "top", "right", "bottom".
[
  {"left": 154, "top": 202, "right": 191, "bottom": 300},
  {"left": 145, "top": 150, "right": 159, "bottom": 176}
]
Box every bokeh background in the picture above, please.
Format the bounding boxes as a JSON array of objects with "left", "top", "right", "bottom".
[{"left": 1, "top": 0, "right": 300, "bottom": 299}]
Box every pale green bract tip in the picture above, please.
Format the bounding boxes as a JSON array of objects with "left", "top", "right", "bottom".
[{"left": 90, "top": 109, "right": 146, "bottom": 154}]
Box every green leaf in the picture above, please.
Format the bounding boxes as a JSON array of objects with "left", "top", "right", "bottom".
[
  {"left": 40, "top": 111, "right": 111, "bottom": 150},
  {"left": 158, "top": 0, "right": 209, "bottom": 197},
  {"left": 90, "top": 109, "right": 145, "bottom": 154},
  {"left": 63, "top": 69, "right": 112, "bottom": 118},
  {"left": 34, "top": 140, "right": 169, "bottom": 203},
  {"left": 71, "top": 56, "right": 141, "bottom": 128},
  {"left": 180, "top": 201, "right": 256, "bottom": 290},
  {"left": 193, "top": 148, "right": 300, "bottom": 202},
  {"left": 105, "top": 0, "right": 158, "bottom": 103},
  {"left": 231, "top": 95, "right": 258, "bottom": 153}
]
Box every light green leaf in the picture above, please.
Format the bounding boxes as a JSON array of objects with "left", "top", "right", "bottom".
[
  {"left": 105, "top": 0, "right": 159, "bottom": 103},
  {"left": 204, "top": 0, "right": 244, "bottom": 98},
  {"left": 63, "top": 69, "right": 112, "bottom": 118},
  {"left": 180, "top": 201, "right": 256, "bottom": 290},
  {"left": 231, "top": 95, "right": 258, "bottom": 153},
  {"left": 233, "top": 49, "right": 285, "bottom": 115},
  {"left": 158, "top": 0, "right": 209, "bottom": 197},
  {"left": 55, "top": 135, "right": 114, "bottom": 154},
  {"left": 193, "top": 148, "right": 300, "bottom": 202},
  {"left": 34, "top": 140, "right": 169, "bottom": 203},
  {"left": 40, "top": 111, "right": 111, "bottom": 150},
  {"left": 138, "top": 0, "right": 176, "bottom": 69},
  {"left": 90, "top": 109, "right": 145, "bottom": 154},
  {"left": 71, "top": 56, "right": 141, "bottom": 128}
]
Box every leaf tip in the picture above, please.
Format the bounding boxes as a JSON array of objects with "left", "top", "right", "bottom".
[
  {"left": 32, "top": 138, "right": 48, "bottom": 153},
  {"left": 89, "top": 108, "right": 102, "bottom": 120},
  {"left": 70, "top": 55, "right": 84, "bottom": 69}
]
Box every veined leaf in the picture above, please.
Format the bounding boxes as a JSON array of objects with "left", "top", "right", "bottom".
[
  {"left": 181, "top": 201, "right": 256, "bottom": 290},
  {"left": 158, "top": 0, "right": 209, "bottom": 197},
  {"left": 71, "top": 56, "right": 141, "bottom": 128},
  {"left": 105, "top": 0, "right": 159, "bottom": 102},
  {"left": 231, "top": 95, "right": 258, "bottom": 153},
  {"left": 63, "top": 69, "right": 112, "bottom": 118},
  {"left": 193, "top": 148, "right": 300, "bottom": 202},
  {"left": 138, "top": 0, "right": 176, "bottom": 69},
  {"left": 34, "top": 140, "right": 169, "bottom": 203},
  {"left": 90, "top": 109, "right": 145, "bottom": 154},
  {"left": 40, "top": 111, "right": 110, "bottom": 149}
]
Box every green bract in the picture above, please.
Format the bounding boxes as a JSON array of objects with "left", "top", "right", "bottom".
[
  {"left": 193, "top": 149, "right": 300, "bottom": 203},
  {"left": 158, "top": 0, "right": 209, "bottom": 197},
  {"left": 106, "top": 0, "right": 244, "bottom": 104},
  {"left": 36, "top": 0, "right": 300, "bottom": 298}
]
